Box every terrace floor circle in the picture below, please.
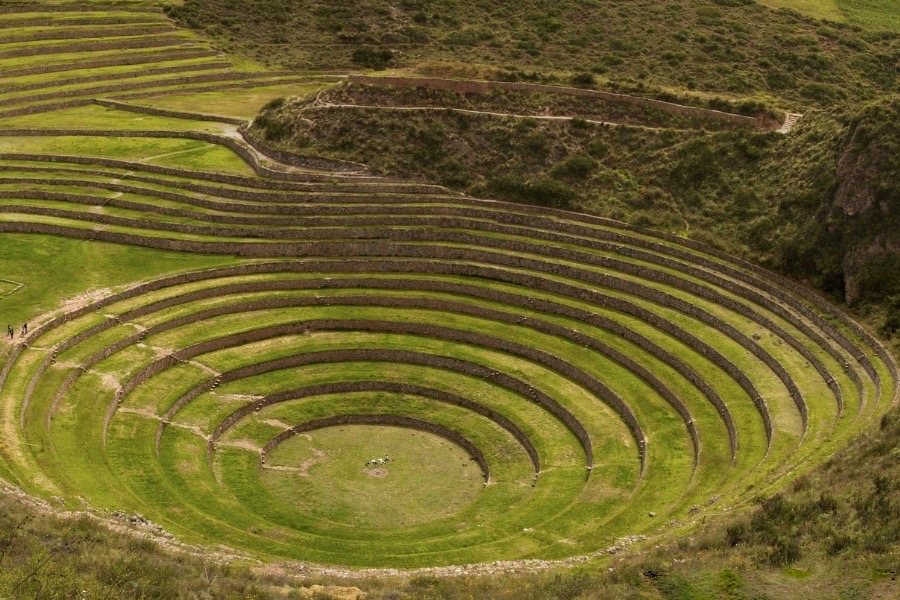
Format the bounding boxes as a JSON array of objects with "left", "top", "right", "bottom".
[{"left": 258, "top": 424, "right": 486, "bottom": 528}]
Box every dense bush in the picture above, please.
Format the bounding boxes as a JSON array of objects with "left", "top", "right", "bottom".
[
  {"left": 486, "top": 175, "right": 577, "bottom": 208},
  {"left": 351, "top": 46, "right": 394, "bottom": 70}
]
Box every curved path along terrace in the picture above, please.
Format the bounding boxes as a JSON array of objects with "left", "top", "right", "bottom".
[{"left": 0, "top": 1, "right": 896, "bottom": 570}]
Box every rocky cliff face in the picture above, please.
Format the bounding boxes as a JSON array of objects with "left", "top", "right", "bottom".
[{"left": 828, "top": 99, "right": 899, "bottom": 305}]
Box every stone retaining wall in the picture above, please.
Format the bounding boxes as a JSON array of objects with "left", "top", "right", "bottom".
[
  {"left": 0, "top": 49, "right": 218, "bottom": 79},
  {"left": 349, "top": 75, "right": 770, "bottom": 130},
  {"left": 0, "top": 17, "right": 167, "bottom": 29},
  {"left": 0, "top": 251, "right": 778, "bottom": 447},
  {"left": 0, "top": 99, "right": 96, "bottom": 119},
  {"left": 260, "top": 414, "right": 491, "bottom": 482},
  {"left": 0, "top": 171, "right": 449, "bottom": 201},
  {"left": 0, "top": 153, "right": 404, "bottom": 186},
  {"left": 211, "top": 381, "right": 540, "bottom": 474},
  {"left": 5, "top": 62, "right": 231, "bottom": 96},
  {"left": 49, "top": 275, "right": 724, "bottom": 459},
  {"left": 40, "top": 230, "right": 795, "bottom": 432},
  {"left": 239, "top": 125, "right": 370, "bottom": 173},
  {"left": 0, "top": 72, "right": 291, "bottom": 109},
  {"left": 151, "top": 345, "right": 595, "bottom": 469},
  {"left": 0, "top": 5, "right": 162, "bottom": 14},
  {"left": 0, "top": 35, "right": 190, "bottom": 60}
]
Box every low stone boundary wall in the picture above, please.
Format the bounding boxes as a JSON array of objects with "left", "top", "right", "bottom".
[
  {"left": 260, "top": 414, "right": 491, "bottom": 482},
  {"left": 349, "top": 75, "right": 771, "bottom": 130}
]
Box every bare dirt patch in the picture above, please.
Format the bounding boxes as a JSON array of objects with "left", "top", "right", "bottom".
[
  {"left": 263, "top": 447, "right": 325, "bottom": 477},
  {"left": 58, "top": 287, "right": 114, "bottom": 313},
  {"left": 362, "top": 467, "right": 388, "bottom": 479}
]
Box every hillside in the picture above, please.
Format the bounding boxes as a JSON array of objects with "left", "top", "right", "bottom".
[{"left": 167, "top": 0, "right": 899, "bottom": 109}]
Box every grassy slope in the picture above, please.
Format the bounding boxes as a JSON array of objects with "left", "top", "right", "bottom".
[
  {"left": 167, "top": 0, "right": 899, "bottom": 109},
  {"left": 757, "top": 0, "right": 900, "bottom": 32}
]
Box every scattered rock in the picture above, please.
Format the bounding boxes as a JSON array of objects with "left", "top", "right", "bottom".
[{"left": 298, "top": 585, "right": 365, "bottom": 599}]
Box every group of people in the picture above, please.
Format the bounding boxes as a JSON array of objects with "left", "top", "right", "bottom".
[
  {"left": 365, "top": 455, "right": 390, "bottom": 467},
  {"left": 6, "top": 323, "right": 27, "bottom": 339}
]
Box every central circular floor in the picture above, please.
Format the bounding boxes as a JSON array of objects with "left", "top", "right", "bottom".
[{"left": 260, "top": 425, "right": 485, "bottom": 527}]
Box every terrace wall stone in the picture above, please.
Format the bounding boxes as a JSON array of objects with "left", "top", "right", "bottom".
[
  {"left": 0, "top": 72, "right": 292, "bottom": 109},
  {"left": 0, "top": 6, "right": 163, "bottom": 13},
  {"left": 46, "top": 275, "right": 719, "bottom": 459},
  {"left": 151, "top": 345, "right": 596, "bottom": 468},
  {"left": 5, "top": 63, "right": 231, "bottom": 96},
  {"left": 349, "top": 75, "right": 770, "bottom": 130},
  {"left": 93, "top": 99, "right": 244, "bottom": 125},
  {"left": 0, "top": 49, "right": 219, "bottom": 79},
  {"left": 240, "top": 124, "right": 369, "bottom": 173},
  {"left": 0, "top": 17, "right": 171, "bottom": 30},
  {"left": 0, "top": 35, "right": 191, "bottom": 60},
  {"left": 260, "top": 414, "right": 491, "bottom": 482},
  {"left": 0, "top": 24, "right": 174, "bottom": 45},
  {"left": 1, "top": 253, "right": 775, "bottom": 447},
  {"left": 211, "top": 381, "right": 540, "bottom": 474},
  {"left": 0, "top": 153, "right": 399, "bottom": 186}
]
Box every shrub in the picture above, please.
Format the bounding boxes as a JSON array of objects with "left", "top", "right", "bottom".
[
  {"left": 520, "top": 131, "right": 550, "bottom": 157},
  {"left": 261, "top": 97, "right": 285, "bottom": 111},
  {"left": 767, "top": 536, "right": 801, "bottom": 565},
  {"left": 726, "top": 522, "right": 749, "bottom": 547},
  {"left": 571, "top": 72, "right": 596, "bottom": 87},
  {"left": 351, "top": 46, "right": 394, "bottom": 70},
  {"left": 551, "top": 155, "right": 598, "bottom": 180},
  {"left": 486, "top": 176, "right": 577, "bottom": 208}
]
